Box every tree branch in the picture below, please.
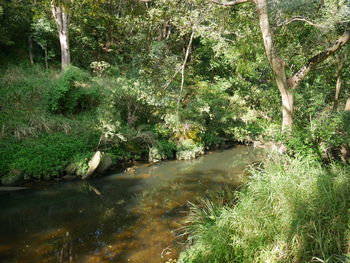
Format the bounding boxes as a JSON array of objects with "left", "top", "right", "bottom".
[
  {"left": 288, "top": 31, "right": 350, "bottom": 89},
  {"left": 277, "top": 16, "right": 325, "bottom": 29},
  {"left": 210, "top": 0, "right": 250, "bottom": 6}
]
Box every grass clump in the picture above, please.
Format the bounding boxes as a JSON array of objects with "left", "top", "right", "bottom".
[{"left": 179, "top": 156, "right": 350, "bottom": 263}]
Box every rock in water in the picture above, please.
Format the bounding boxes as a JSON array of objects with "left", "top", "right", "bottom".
[
  {"left": 1, "top": 170, "right": 24, "bottom": 186},
  {"left": 82, "top": 151, "right": 102, "bottom": 179},
  {"left": 96, "top": 154, "right": 113, "bottom": 174}
]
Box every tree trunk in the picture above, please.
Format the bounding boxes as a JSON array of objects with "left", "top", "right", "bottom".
[
  {"left": 44, "top": 46, "right": 48, "bottom": 70},
  {"left": 51, "top": 3, "right": 70, "bottom": 70},
  {"left": 255, "top": 0, "right": 293, "bottom": 129},
  {"left": 281, "top": 88, "right": 294, "bottom": 127},
  {"left": 213, "top": 0, "right": 350, "bottom": 129},
  {"left": 333, "top": 54, "right": 345, "bottom": 111},
  {"left": 345, "top": 97, "right": 350, "bottom": 111},
  {"left": 333, "top": 74, "right": 342, "bottom": 111},
  {"left": 28, "top": 34, "right": 34, "bottom": 65}
]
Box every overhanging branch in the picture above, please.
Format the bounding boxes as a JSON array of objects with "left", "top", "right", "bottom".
[
  {"left": 211, "top": 0, "right": 250, "bottom": 6},
  {"left": 277, "top": 16, "right": 325, "bottom": 29},
  {"left": 288, "top": 31, "right": 350, "bottom": 89}
]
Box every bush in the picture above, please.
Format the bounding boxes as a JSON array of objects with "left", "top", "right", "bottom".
[
  {"left": 179, "top": 156, "right": 350, "bottom": 263},
  {"left": 46, "top": 66, "right": 100, "bottom": 114},
  {"left": 279, "top": 111, "right": 350, "bottom": 161},
  {"left": 176, "top": 139, "right": 204, "bottom": 160},
  {"left": 67, "top": 152, "right": 95, "bottom": 177},
  {"left": 148, "top": 139, "right": 176, "bottom": 162}
]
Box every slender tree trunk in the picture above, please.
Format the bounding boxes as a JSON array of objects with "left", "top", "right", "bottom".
[
  {"left": 28, "top": 34, "right": 34, "bottom": 65},
  {"left": 44, "top": 46, "right": 48, "bottom": 70},
  {"left": 51, "top": 2, "right": 70, "bottom": 70},
  {"left": 345, "top": 97, "right": 350, "bottom": 111},
  {"left": 333, "top": 54, "right": 345, "bottom": 111},
  {"left": 341, "top": 90, "right": 350, "bottom": 162},
  {"left": 333, "top": 73, "right": 342, "bottom": 111}
]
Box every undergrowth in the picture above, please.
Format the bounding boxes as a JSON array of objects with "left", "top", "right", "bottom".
[{"left": 0, "top": 132, "right": 99, "bottom": 179}]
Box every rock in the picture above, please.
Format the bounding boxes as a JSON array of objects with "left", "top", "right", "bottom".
[
  {"left": 125, "top": 167, "right": 136, "bottom": 174},
  {"left": 81, "top": 151, "right": 113, "bottom": 179},
  {"left": 253, "top": 141, "right": 264, "bottom": 148},
  {"left": 1, "top": 170, "right": 25, "bottom": 186},
  {"left": 65, "top": 163, "right": 77, "bottom": 175},
  {"left": 340, "top": 145, "right": 349, "bottom": 162},
  {"left": 96, "top": 154, "right": 113, "bottom": 174},
  {"left": 82, "top": 151, "right": 102, "bottom": 180}
]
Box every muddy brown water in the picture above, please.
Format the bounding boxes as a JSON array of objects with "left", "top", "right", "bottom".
[{"left": 0, "top": 146, "right": 262, "bottom": 263}]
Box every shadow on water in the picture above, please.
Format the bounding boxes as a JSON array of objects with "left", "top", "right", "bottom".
[
  {"left": 0, "top": 177, "right": 143, "bottom": 263},
  {"left": 0, "top": 145, "right": 263, "bottom": 263}
]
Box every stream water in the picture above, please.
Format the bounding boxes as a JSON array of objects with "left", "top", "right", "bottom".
[{"left": 0, "top": 146, "right": 262, "bottom": 263}]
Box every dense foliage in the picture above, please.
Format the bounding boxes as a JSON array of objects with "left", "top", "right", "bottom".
[{"left": 1, "top": 0, "right": 350, "bottom": 261}]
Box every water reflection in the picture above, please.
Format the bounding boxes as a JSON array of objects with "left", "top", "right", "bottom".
[{"left": 0, "top": 146, "right": 262, "bottom": 263}]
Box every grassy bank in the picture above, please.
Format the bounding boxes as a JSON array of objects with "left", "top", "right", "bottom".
[
  {"left": 0, "top": 63, "right": 261, "bottom": 185},
  {"left": 179, "top": 156, "right": 350, "bottom": 263}
]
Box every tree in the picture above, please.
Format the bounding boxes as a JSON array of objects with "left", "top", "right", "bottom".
[
  {"left": 32, "top": 17, "right": 56, "bottom": 69},
  {"left": 212, "top": 0, "right": 350, "bottom": 129},
  {"left": 333, "top": 52, "right": 345, "bottom": 111},
  {"left": 51, "top": 0, "right": 70, "bottom": 70}
]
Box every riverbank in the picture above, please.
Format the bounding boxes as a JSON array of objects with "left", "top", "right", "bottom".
[
  {"left": 0, "top": 64, "right": 260, "bottom": 187},
  {"left": 0, "top": 129, "right": 240, "bottom": 187},
  {"left": 178, "top": 155, "right": 350, "bottom": 263}
]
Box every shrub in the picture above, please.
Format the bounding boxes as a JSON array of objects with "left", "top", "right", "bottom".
[
  {"left": 46, "top": 66, "right": 100, "bottom": 114},
  {"left": 90, "top": 61, "right": 111, "bottom": 76},
  {"left": 148, "top": 139, "right": 176, "bottom": 162},
  {"left": 279, "top": 111, "right": 350, "bottom": 160},
  {"left": 176, "top": 139, "right": 204, "bottom": 160},
  {"left": 202, "top": 132, "right": 224, "bottom": 148}
]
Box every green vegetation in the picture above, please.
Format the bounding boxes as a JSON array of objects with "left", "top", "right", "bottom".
[
  {"left": 0, "top": 59, "right": 261, "bottom": 181},
  {"left": 179, "top": 156, "right": 350, "bottom": 263},
  {"left": 46, "top": 66, "right": 100, "bottom": 114},
  {"left": 1, "top": 0, "right": 350, "bottom": 261}
]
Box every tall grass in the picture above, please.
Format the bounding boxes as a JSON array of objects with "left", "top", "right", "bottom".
[
  {"left": 0, "top": 64, "right": 99, "bottom": 140},
  {"left": 179, "top": 156, "right": 350, "bottom": 263}
]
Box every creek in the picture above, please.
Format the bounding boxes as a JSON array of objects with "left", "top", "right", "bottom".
[{"left": 0, "top": 145, "right": 262, "bottom": 263}]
